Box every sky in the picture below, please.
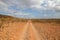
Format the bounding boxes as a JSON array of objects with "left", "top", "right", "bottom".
[{"left": 0, "top": 0, "right": 60, "bottom": 19}]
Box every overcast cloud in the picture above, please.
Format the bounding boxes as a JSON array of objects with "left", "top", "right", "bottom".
[{"left": 0, "top": 0, "right": 60, "bottom": 19}]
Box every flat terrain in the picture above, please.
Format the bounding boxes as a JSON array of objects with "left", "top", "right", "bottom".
[
  {"left": 0, "top": 15, "right": 60, "bottom": 40},
  {"left": 33, "top": 21, "right": 60, "bottom": 40}
]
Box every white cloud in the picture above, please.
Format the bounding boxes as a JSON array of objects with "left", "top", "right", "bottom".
[
  {"left": 0, "top": 1, "right": 8, "bottom": 10},
  {"left": 0, "top": 1, "right": 7, "bottom": 6},
  {"left": 14, "top": 12, "right": 30, "bottom": 16},
  {"left": 30, "top": 5, "right": 42, "bottom": 9},
  {"left": 12, "top": 11, "right": 35, "bottom": 18},
  {"left": 48, "top": 0, "right": 56, "bottom": 7},
  {"left": 1, "top": 0, "right": 60, "bottom": 9},
  {"left": 55, "top": 6, "right": 60, "bottom": 10},
  {"left": 0, "top": 0, "right": 60, "bottom": 18},
  {"left": 29, "top": 0, "right": 44, "bottom": 8},
  {"left": 29, "top": 0, "right": 58, "bottom": 9}
]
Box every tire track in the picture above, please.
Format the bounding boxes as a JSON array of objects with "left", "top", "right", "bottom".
[
  {"left": 30, "top": 22, "right": 43, "bottom": 40},
  {"left": 19, "top": 22, "right": 29, "bottom": 40},
  {"left": 19, "top": 21, "right": 43, "bottom": 40}
]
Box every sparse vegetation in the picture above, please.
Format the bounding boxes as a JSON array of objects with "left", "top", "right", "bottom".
[{"left": 0, "top": 14, "right": 60, "bottom": 40}]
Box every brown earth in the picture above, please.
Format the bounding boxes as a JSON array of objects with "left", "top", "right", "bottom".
[
  {"left": 0, "top": 15, "right": 60, "bottom": 40},
  {"left": 32, "top": 21, "right": 60, "bottom": 40},
  {"left": 0, "top": 15, "right": 27, "bottom": 40}
]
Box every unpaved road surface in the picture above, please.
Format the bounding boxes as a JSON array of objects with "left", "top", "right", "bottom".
[{"left": 0, "top": 21, "right": 60, "bottom": 40}]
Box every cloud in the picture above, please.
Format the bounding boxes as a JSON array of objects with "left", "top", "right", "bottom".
[
  {"left": 0, "top": 1, "right": 8, "bottom": 10},
  {"left": 12, "top": 11, "right": 35, "bottom": 18},
  {"left": 1, "top": 0, "right": 60, "bottom": 9},
  {"left": 0, "top": 0, "right": 60, "bottom": 18}
]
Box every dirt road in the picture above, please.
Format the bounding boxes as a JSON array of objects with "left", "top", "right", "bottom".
[
  {"left": 19, "top": 21, "right": 41, "bottom": 40},
  {"left": 0, "top": 20, "right": 60, "bottom": 40}
]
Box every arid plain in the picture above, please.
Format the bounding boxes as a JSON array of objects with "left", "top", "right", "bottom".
[{"left": 0, "top": 15, "right": 60, "bottom": 40}]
